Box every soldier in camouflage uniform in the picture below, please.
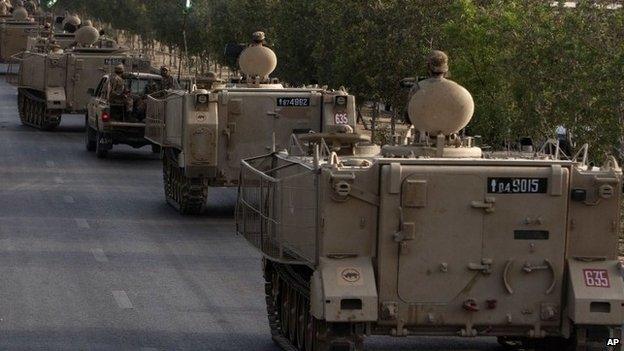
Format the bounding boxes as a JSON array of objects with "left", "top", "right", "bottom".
[{"left": 109, "top": 64, "right": 134, "bottom": 120}]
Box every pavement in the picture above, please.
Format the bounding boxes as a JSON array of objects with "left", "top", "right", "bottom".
[{"left": 0, "top": 78, "right": 502, "bottom": 350}]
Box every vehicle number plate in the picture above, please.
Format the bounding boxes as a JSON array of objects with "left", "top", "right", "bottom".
[
  {"left": 277, "top": 97, "right": 310, "bottom": 107},
  {"left": 104, "top": 58, "right": 125, "bottom": 65},
  {"left": 487, "top": 178, "right": 547, "bottom": 194},
  {"left": 335, "top": 113, "right": 349, "bottom": 125},
  {"left": 583, "top": 269, "right": 610, "bottom": 288}
]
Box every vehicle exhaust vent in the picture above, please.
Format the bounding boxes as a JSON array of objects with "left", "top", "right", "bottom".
[
  {"left": 340, "top": 299, "right": 362, "bottom": 310},
  {"left": 590, "top": 302, "right": 611, "bottom": 313}
]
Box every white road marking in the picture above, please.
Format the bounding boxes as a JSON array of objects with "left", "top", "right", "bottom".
[
  {"left": 63, "top": 195, "right": 74, "bottom": 203},
  {"left": 53, "top": 176, "right": 64, "bottom": 184},
  {"left": 90, "top": 248, "right": 108, "bottom": 263},
  {"left": 45, "top": 161, "right": 55, "bottom": 167},
  {"left": 74, "top": 218, "right": 89, "bottom": 229},
  {"left": 112, "top": 290, "right": 133, "bottom": 309}
]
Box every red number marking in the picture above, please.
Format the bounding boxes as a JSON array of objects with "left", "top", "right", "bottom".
[{"left": 583, "top": 269, "right": 610, "bottom": 288}]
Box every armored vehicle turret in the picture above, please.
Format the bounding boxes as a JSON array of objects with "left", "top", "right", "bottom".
[
  {"left": 145, "top": 32, "right": 361, "bottom": 214},
  {"left": 16, "top": 23, "right": 151, "bottom": 130},
  {"left": 236, "top": 53, "right": 624, "bottom": 351}
]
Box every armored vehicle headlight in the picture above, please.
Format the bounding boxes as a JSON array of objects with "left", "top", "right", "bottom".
[
  {"left": 196, "top": 94, "right": 208, "bottom": 104},
  {"left": 335, "top": 96, "right": 347, "bottom": 106}
]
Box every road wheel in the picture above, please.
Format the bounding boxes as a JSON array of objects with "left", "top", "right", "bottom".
[
  {"left": 288, "top": 287, "right": 298, "bottom": 344},
  {"left": 24, "top": 98, "right": 32, "bottom": 124},
  {"left": 304, "top": 308, "right": 316, "bottom": 351},
  {"left": 296, "top": 293, "right": 307, "bottom": 350},
  {"left": 280, "top": 282, "right": 290, "bottom": 340},
  {"left": 95, "top": 131, "right": 108, "bottom": 158},
  {"left": 18, "top": 90, "right": 26, "bottom": 124}
]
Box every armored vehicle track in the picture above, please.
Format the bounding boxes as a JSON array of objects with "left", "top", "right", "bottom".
[
  {"left": 264, "top": 260, "right": 363, "bottom": 351},
  {"left": 17, "top": 88, "right": 61, "bottom": 130},
  {"left": 163, "top": 148, "right": 208, "bottom": 215}
]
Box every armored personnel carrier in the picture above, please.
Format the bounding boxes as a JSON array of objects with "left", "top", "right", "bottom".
[
  {"left": 25, "top": 14, "right": 82, "bottom": 53},
  {"left": 0, "top": 6, "right": 39, "bottom": 62},
  {"left": 16, "top": 23, "right": 150, "bottom": 130},
  {"left": 236, "top": 55, "right": 624, "bottom": 351},
  {"left": 145, "top": 32, "right": 360, "bottom": 214}
]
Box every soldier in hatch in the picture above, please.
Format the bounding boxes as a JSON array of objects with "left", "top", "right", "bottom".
[
  {"left": 160, "top": 66, "right": 178, "bottom": 90},
  {"left": 404, "top": 50, "right": 450, "bottom": 128}
]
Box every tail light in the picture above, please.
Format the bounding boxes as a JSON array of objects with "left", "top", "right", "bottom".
[{"left": 101, "top": 111, "right": 110, "bottom": 122}]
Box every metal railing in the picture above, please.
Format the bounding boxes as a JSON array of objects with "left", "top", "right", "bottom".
[
  {"left": 236, "top": 153, "right": 319, "bottom": 265},
  {"left": 5, "top": 51, "right": 25, "bottom": 85}
]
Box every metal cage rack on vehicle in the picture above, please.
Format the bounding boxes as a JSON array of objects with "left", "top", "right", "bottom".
[{"left": 236, "top": 153, "right": 319, "bottom": 265}]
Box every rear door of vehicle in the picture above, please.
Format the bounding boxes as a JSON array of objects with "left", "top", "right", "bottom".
[
  {"left": 223, "top": 91, "right": 322, "bottom": 170},
  {"left": 393, "top": 165, "right": 485, "bottom": 306}
]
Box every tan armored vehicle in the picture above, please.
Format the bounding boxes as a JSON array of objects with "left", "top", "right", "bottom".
[
  {"left": 85, "top": 71, "right": 163, "bottom": 158},
  {"left": 0, "top": 6, "right": 39, "bottom": 62},
  {"left": 24, "top": 15, "right": 82, "bottom": 53},
  {"left": 16, "top": 23, "right": 150, "bottom": 130},
  {"left": 236, "top": 55, "right": 624, "bottom": 350},
  {"left": 145, "top": 32, "right": 359, "bottom": 214}
]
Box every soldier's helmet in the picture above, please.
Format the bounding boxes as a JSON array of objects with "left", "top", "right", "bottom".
[
  {"left": 252, "top": 31, "right": 265, "bottom": 44},
  {"left": 114, "top": 64, "right": 124, "bottom": 74},
  {"left": 427, "top": 50, "right": 449, "bottom": 75},
  {"left": 82, "top": 19, "right": 92, "bottom": 27}
]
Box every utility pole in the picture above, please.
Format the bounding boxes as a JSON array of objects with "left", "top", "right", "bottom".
[{"left": 178, "top": 0, "right": 191, "bottom": 81}]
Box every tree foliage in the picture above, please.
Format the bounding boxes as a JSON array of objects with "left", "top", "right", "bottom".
[{"left": 47, "top": 0, "right": 624, "bottom": 158}]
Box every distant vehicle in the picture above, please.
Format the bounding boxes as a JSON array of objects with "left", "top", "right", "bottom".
[
  {"left": 237, "top": 69, "right": 624, "bottom": 351},
  {"left": 15, "top": 23, "right": 150, "bottom": 130},
  {"left": 145, "top": 32, "right": 360, "bottom": 214},
  {"left": 85, "top": 72, "right": 163, "bottom": 158},
  {"left": 0, "top": 6, "right": 39, "bottom": 62}
]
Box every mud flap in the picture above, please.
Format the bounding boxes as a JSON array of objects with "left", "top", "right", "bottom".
[
  {"left": 310, "top": 256, "right": 378, "bottom": 322},
  {"left": 45, "top": 87, "right": 66, "bottom": 110},
  {"left": 567, "top": 259, "right": 624, "bottom": 325}
]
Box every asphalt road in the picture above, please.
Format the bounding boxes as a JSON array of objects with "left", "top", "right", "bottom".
[{"left": 0, "top": 77, "right": 502, "bottom": 350}]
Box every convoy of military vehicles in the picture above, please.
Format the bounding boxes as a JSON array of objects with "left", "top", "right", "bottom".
[{"left": 0, "top": 3, "right": 622, "bottom": 351}]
